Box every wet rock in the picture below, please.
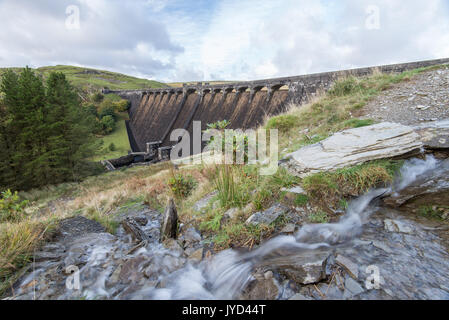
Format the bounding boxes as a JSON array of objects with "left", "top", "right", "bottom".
[
  {"left": 33, "top": 251, "right": 64, "bottom": 263},
  {"left": 271, "top": 250, "right": 331, "bottom": 285},
  {"left": 335, "top": 255, "right": 359, "bottom": 280},
  {"left": 280, "top": 224, "right": 296, "bottom": 234},
  {"left": 282, "top": 122, "right": 422, "bottom": 177},
  {"left": 162, "top": 239, "right": 185, "bottom": 257},
  {"left": 161, "top": 198, "right": 178, "bottom": 240},
  {"left": 179, "top": 228, "right": 202, "bottom": 249},
  {"left": 246, "top": 204, "right": 289, "bottom": 226},
  {"left": 187, "top": 248, "right": 203, "bottom": 263},
  {"left": 383, "top": 158, "right": 449, "bottom": 209},
  {"left": 289, "top": 293, "right": 309, "bottom": 300},
  {"left": 343, "top": 277, "right": 365, "bottom": 299},
  {"left": 241, "top": 277, "right": 279, "bottom": 300},
  {"left": 384, "top": 219, "right": 414, "bottom": 234},
  {"left": 122, "top": 217, "right": 151, "bottom": 243}
]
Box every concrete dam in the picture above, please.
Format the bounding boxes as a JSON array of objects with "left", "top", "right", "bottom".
[{"left": 104, "top": 58, "right": 449, "bottom": 161}]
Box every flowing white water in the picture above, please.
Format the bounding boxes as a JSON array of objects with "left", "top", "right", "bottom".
[{"left": 130, "top": 155, "right": 440, "bottom": 300}]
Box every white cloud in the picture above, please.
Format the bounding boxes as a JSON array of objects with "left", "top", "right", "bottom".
[{"left": 0, "top": 0, "right": 448, "bottom": 82}]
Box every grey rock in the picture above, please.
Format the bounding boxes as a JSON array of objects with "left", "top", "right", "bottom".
[
  {"left": 161, "top": 198, "right": 178, "bottom": 240},
  {"left": 289, "top": 293, "right": 309, "bottom": 300},
  {"left": 281, "top": 186, "right": 306, "bottom": 194},
  {"left": 282, "top": 122, "right": 422, "bottom": 177},
  {"left": 280, "top": 224, "right": 296, "bottom": 234},
  {"left": 179, "top": 227, "right": 202, "bottom": 248},
  {"left": 246, "top": 204, "right": 288, "bottom": 226},
  {"left": 335, "top": 255, "right": 359, "bottom": 280},
  {"left": 344, "top": 277, "right": 365, "bottom": 298},
  {"left": 384, "top": 219, "right": 414, "bottom": 234},
  {"left": 187, "top": 248, "right": 203, "bottom": 263},
  {"left": 193, "top": 192, "right": 218, "bottom": 212},
  {"left": 272, "top": 250, "right": 331, "bottom": 285},
  {"left": 224, "top": 208, "right": 239, "bottom": 220}
]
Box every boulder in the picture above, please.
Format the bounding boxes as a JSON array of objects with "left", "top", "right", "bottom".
[
  {"left": 241, "top": 277, "right": 279, "bottom": 300},
  {"left": 281, "top": 122, "right": 422, "bottom": 177},
  {"left": 161, "top": 198, "right": 178, "bottom": 240},
  {"left": 246, "top": 204, "right": 289, "bottom": 226},
  {"left": 415, "top": 120, "right": 449, "bottom": 150},
  {"left": 270, "top": 250, "right": 331, "bottom": 285}
]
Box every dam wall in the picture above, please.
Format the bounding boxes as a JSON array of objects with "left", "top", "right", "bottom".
[{"left": 104, "top": 58, "right": 449, "bottom": 154}]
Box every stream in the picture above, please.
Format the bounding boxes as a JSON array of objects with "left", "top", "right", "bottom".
[{"left": 10, "top": 155, "right": 449, "bottom": 300}]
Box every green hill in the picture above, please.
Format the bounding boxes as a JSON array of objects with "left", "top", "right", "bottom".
[{"left": 0, "top": 65, "right": 168, "bottom": 92}]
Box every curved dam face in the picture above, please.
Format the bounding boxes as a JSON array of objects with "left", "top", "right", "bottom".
[{"left": 105, "top": 58, "right": 449, "bottom": 155}]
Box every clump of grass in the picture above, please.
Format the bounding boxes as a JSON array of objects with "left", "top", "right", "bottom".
[
  {"left": 308, "top": 211, "right": 329, "bottom": 224},
  {"left": 266, "top": 114, "right": 300, "bottom": 133},
  {"left": 303, "top": 160, "right": 404, "bottom": 203},
  {"left": 342, "top": 118, "right": 375, "bottom": 129},
  {"left": 214, "top": 165, "right": 250, "bottom": 209},
  {"left": 294, "top": 194, "right": 309, "bottom": 206},
  {"left": 418, "top": 205, "right": 449, "bottom": 221},
  {"left": 328, "top": 76, "right": 362, "bottom": 97}
]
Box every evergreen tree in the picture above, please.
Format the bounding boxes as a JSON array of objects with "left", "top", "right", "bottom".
[{"left": 0, "top": 68, "right": 101, "bottom": 191}]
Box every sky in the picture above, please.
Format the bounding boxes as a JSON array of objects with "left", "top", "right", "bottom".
[{"left": 0, "top": 0, "right": 448, "bottom": 82}]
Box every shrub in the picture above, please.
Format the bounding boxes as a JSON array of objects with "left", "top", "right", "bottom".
[
  {"left": 91, "top": 92, "right": 104, "bottom": 103},
  {"left": 113, "top": 99, "right": 130, "bottom": 112},
  {"left": 101, "top": 115, "right": 115, "bottom": 134},
  {"left": 98, "top": 101, "right": 116, "bottom": 120},
  {"left": 108, "top": 142, "right": 116, "bottom": 151},
  {"left": 167, "top": 173, "right": 197, "bottom": 199},
  {"left": 0, "top": 190, "right": 29, "bottom": 223},
  {"left": 85, "top": 104, "right": 98, "bottom": 117}
]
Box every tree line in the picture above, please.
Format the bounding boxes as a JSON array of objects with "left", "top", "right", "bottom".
[{"left": 0, "top": 67, "right": 103, "bottom": 191}]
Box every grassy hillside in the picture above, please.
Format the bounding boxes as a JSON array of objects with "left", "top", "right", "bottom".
[
  {"left": 0, "top": 65, "right": 168, "bottom": 92},
  {"left": 92, "top": 112, "right": 131, "bottom": 161}
]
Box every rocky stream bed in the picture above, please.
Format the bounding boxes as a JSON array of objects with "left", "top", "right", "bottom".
[{"left": 6, "top": 153, "right": 449, "bottom": 300}]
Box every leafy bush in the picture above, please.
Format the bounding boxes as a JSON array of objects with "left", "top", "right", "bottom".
[
  {"left": 167, "top": 173, "right": 197, "bottom": 199},
  {"left": 0, "top": 190, "right": 28, "bottom": 223},
  {"left": 85, "top": 104, "right": 98, "bottom": 117},
  {"left": 101, "top": 115, "right": 115, "bottom": 134},
  {"left": 108, "top": 142, "right": 116, "bottom": 151},
  {"left": 91, "top": 92, "right": 104, "bottom": 103},
  {"left": 113, "top": 99, "right": 130, "bottom": 112},
  {"left": 207, "top": 120, "right": 230, "bottom": 130},
  {"left": 98, "top": 103, "right": 116, "bottom": 120}
]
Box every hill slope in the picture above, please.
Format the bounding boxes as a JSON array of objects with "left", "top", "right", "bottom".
[{"left": 0, "top": 65, "right": 168, "bottom": 91}]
